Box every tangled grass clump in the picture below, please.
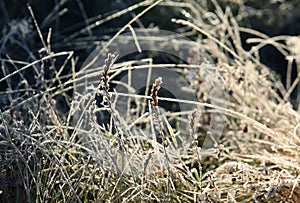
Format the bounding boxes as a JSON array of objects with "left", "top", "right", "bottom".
[{"left": 0, "top": 0, "right": 300, "bottom": 202}]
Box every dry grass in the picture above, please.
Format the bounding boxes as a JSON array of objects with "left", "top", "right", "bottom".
[{"left": 0, "top": 0, "right": 300, "bottom": 202}]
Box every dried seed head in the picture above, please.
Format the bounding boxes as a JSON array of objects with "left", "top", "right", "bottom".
[
  {"left": 149, "top": 77, "right": 167, "bottom": 144},
  {"left": 189, "top": 109, "right": 198, "bottom": 136},
  {"left": 151, "top": 77, "right": 163, "bottom": 106},
  {"left": 96, "top": 52, "right": 118, "bottom": 108}
]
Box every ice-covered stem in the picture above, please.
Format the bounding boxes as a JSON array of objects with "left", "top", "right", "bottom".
[{"left": 189, "top": 109, "right": 203, "bottom": 193}]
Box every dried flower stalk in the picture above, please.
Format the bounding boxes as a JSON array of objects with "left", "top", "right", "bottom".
[
  {"left": 96, "top": 52, "right": 118, "bottom": 108},
  {"left": 150, "top": 77, "right": 168, "bottom": 146}
]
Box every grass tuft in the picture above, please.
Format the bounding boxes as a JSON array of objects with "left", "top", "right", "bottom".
[{"left": 0, "top": 0, "right": 300, "bottom": 202}]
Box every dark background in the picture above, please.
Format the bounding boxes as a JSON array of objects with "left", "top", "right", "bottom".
[{"left": 1, "top": 0, "right": 300, "bottom": 102}]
